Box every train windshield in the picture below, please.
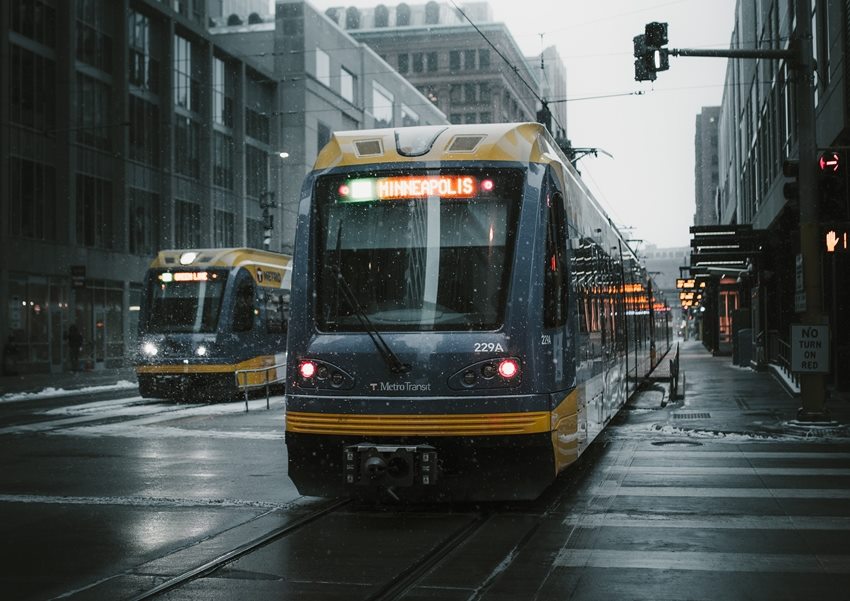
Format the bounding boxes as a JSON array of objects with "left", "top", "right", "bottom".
[
  {"left": 144, "top": 269, "right": 228, "bottom": 333},
  {"left": 315, "top": 168, "right": 522, "bottom": 331}
]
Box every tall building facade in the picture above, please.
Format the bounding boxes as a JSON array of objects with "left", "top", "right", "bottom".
[
  {"left": 323, "top": 2, "right": 567, "bottom": 137},
  {"left": 711, "top": 0, "right": 849, "bottom": 388},
  {"left": 1, "top": 0, "right": 279, "bottom": 374},
  {"left": 694, "top": 106, "right": 720, "bottom": 226},
  {"left": 211, "top": 0, "right": 450, "bottom": 255},
  {"left": 1, "top": 0, "right": 449, "bottom": 374}
]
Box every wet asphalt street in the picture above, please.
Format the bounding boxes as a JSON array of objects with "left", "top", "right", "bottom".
[{"left": 1, "top": 339, "right": 850, "bottom": 600}]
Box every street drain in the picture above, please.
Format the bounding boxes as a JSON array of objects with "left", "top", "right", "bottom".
[
  {"left": 672, "top": 412, "right": 711, "bottom": 420},
  {"left": 651, "top": 440, "right": 704, "bottom": 447}
]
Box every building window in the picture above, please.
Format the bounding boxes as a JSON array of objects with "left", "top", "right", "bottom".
[
  {"left": 412, "top": 52, "right": 424, "bottom": 73},
  {"left": 479, "top": 111, "right": 491, "bottom": 123},
  {"left": 479, "top": 82, "right": 491, "bottom": 103},
  {"left": 76, "top": 173, "right": 114, "bottom": 249},
  {"left": 449, "top": 50, "right": 461, "bottom": 71},
  {"left": 374, "top": 4, "right": 389, "bottom": 27},
  {"left": 450, "top": 113, "right": 462, "bottom": 124},
  {"left": 345, "top": 6, "right": 360, "bottom": 29},
  {"left": 128, "top": 188, "right": 159, "bottom": 255},
  {"left": 426, "top": 52, "right": 438, "bottom": 72},
  {"left": 396, "top": 3, "right": 410, "bottom": 26},
  {"left": 464, "top": 83, "right": 476, "bottom": 104},
  {"left": 316, "top": 47, "right": 330, "bottom": 86},
  {"left": 174, "top": 116, "right": 200, "bottom": 179},
  {"left": 129, "top": 94, "right": 160, "bottom": 165},
  {"left": 128, "top": 9, "right": 159, "bottom": 93},
  {"left": 464, "top": 113, "right": 477, "bottom": 124},
  {"left": 464, "top": 49, "right": 476, "bottom": 70},
  {"left": 77, "top": 0, "right": 112, "bottom": 72},
  {"left": 372, "top": 81, "right": 394, "bottom": 128},
  {"left": 174, "top": 34, "right": 200, "bottom": 112},
  {"left": 245, "top": 107, "right": 270, "bottom": 143},
  {"left": 10, "top": 0, "right": 56, "bottom": 47},
  {"left": 479, "top": 49, "right": 490, "bottom": 70},
  {"left": 213, "top": 132, "right": 234, "bottom": 189},
  {"left": 397, "top": 53, "right": 409, "bottom": 74},
  {"left": 213, "top": 57, "right": 234, "bottom": 127},
  {"left": 425, "top": 1, "right": 439, "bottom": 24},
  {"left": 214, "top": 210, "right": 234, "bottom": 247},
  {"left": 449, "top": 84, "right": 462, "bottom": 104},
  {"left": 245, "top": 144, "right": 268, "bottom": 199},
  {"left": 8, "top": 157, "right": 56, "bottom": 241},
  {"left": 175, "top": 200, "right": 201, "bottom": 247},
  {"left": 9, "top": 44, "right": 56, "bottom": 131},
  {"left": 76, "top": 73, "right": 111, "bottom": 151},
  {"left": 401, "top": 104, "right": 419, "bottom": 127},
  {"left": 340, "top": 67, "right": 355, "bottom": 103}
]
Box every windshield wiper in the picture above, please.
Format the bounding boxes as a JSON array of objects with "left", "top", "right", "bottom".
[{"left": 332, "top": 223, "right": 411, "bottom": 374}]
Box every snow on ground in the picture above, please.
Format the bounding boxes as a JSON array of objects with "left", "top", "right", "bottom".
[{"left": 0, "top": 380, "right": 138, "bottom": 403}]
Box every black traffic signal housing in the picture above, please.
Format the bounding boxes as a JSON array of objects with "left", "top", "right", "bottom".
[
  {"left": 817, "top": 150, "right": 848, "bottom": 221},
  {"left": 634, "top": 22, "right": 670, "bottom": 82},
  {"left": 782, "top": 158, "right": 800, "bottom": 202}
]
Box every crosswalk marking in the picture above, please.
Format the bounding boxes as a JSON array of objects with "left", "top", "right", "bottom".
[
  {"left": 562, "top": 514, "right": 850, "bottom": 530},
  {"left": 554, "top": 549, "right": 850, "bottom": 573},
  {"left": 590, "top": 486, "right": 850, "bottom": 498}
]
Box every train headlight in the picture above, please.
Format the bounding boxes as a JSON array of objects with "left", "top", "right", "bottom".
[
  {"left": 142, "top": 342, "right": 158, "bottom": 357},
  {"left": 196, "top": 345, "right": 208, "bottom": 357},
  {"left": 497, "top": 358, "right": 519, "bottom": 379},
  {"left": 299, "top": 360, "right": 317, "bottom": 379}
]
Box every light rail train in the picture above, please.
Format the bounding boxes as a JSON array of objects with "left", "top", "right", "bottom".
[
  {"left": 285, "top": 123, "right": 669, "bottom": 501},
  {"left": 135, "top": 247, "right": 291, "bottom": 400}
]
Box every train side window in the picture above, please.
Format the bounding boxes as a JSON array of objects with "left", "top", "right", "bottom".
[
  {"left": 544, "top": 191, "right": 567, "bottom": 328},
  {"left": 265, "top": 289, "right": 290, "bottom": 333},
  {"left": 233, "top": 281, "right": 255, "bottom": 332}
]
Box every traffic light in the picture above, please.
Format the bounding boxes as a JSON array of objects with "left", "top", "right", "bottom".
[
  {"left": 633, "top": 22, "right": 670, "bottom": 82},
  {"left": 817, "top": 149, "right": 848, "bottom": 221},
  {"left": 782, "top": 158, "right": 799, "bottom": 202}
]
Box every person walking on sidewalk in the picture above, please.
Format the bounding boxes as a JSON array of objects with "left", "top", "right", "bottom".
[
  {"left": 2, "top": 334, "right": 20, "bottom": 376},
  {"left": 67, "top": 325, "right": 83, "bottom": 372}
]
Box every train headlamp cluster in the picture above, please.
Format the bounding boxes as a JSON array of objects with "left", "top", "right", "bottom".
[
  {"left": 451, "top": 357, "right": 522, "bottom": 390},
  {"left": 297, "top": 359, "right": 353, "bottom": 390},
  {"left": 141, "top": 342, "right": 158, "bottom": 357}
]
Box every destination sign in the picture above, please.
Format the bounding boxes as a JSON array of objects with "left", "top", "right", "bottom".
[
  {"left": 159, "top": 272, "right": 213, "bottom": 283},
  {"left": 339, "top": 176, "right": 480, "bottom": 201}
]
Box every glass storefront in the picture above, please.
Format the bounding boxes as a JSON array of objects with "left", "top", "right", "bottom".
[{"left": 5, "top": 273, "right": 128, "bottom": 373}]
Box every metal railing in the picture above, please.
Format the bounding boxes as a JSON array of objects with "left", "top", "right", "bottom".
[
  {"left": 234, "top": 363, "right": 285, "bottom": 412},
  {"left": 767, "top": 329, "right": 800, "bottom": 389}
]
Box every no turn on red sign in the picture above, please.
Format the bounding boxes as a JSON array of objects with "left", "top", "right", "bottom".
[{"left": 790, "top": 324, "right": 830, "bottom": 373}]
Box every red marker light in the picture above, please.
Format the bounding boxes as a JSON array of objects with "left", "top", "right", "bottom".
[
  {"left": 497, "top": 358, "right": 519, "bottom": 379},
  {"left": 481, "top": 179, "right": 495, "bottom": 192},
  {"left": 338, "top": 184, "right": 350, "bottom": 197},
  {"left": 299, "top": 360, "right": 317, "bottom": 379}
]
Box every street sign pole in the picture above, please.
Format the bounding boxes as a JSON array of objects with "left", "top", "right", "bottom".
[{"left": 793, "top": 0, "right": 829, "bottom": 421}]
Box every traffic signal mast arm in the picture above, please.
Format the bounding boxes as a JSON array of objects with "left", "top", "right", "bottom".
[{"left": 669, "top": 47, "right": 793, "bottom": 60}]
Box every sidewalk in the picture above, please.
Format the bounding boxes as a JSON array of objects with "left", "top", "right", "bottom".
[
  {"left": 628, "top": 338, "right": 850, "bottom": 438},
  {"left": 0, "top": 366, "right": 138, "bottom": 400}
]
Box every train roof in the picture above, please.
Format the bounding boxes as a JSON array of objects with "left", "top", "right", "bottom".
[
  {"left": 148, "top": 248, "right": 292, "bottom": 270},
  {"left": 313, "top": 122, "right": 562, "bottom": 169}
]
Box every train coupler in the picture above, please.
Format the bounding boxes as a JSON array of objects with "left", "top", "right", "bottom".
[{"left": 343, "top": 444, "right": 438, "bottom": 488}]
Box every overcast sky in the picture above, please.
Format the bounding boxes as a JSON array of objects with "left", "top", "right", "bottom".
[{"left": 303, "top": 0, "right": 738, "bottom": 249}]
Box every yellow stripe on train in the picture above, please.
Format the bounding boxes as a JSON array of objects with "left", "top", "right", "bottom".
[{"left": 285, "top": 411, "right": 552, "bottom": 436}]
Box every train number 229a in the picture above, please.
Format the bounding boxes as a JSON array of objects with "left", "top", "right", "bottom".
[{"left": 474, "top": 342, "right": 505, "bottom": 353}]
